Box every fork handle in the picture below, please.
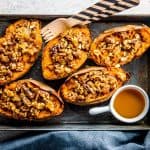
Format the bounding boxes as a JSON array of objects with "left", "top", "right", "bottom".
[{"left": 67, "top": 0, "right": 139, "bottom": 26}]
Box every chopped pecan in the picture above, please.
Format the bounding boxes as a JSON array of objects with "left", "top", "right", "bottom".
[{"left": 21, "top": 84, "right": 35, "bottom": 99}]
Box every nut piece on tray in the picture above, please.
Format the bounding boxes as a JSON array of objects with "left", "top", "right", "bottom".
[
  {"left": 59, "top": 67, "right": 130, "bottom": 106},
  {"left": 42, "top": 26, "right": 91, "bottom": 80},
  {"left": 90, "top": 25, "right": 150, "bottom": 67},
  {"left": 0, "top": 79, "right": 64, "bottom": 120},
  {"left": 0, "top": 19, "right": 42, "bottom": 85}
]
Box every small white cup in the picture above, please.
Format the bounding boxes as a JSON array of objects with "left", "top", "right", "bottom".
[{"left": 89, "top": 85, "right": 149, "bottom": 123}]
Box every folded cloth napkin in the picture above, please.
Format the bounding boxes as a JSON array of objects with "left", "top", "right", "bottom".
[{"left": 0, "top": 131, "right": 149, "bottom": 150}]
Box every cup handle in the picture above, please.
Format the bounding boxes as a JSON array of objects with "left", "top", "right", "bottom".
[{"left": 89, "top": 106, "right": 110, "bottom": 115}]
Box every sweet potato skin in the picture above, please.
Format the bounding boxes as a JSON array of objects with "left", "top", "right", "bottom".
[
  {"left": 42, "top": 26, "right": 91, "bottom": 80},
  {"left": 0, "top": 19, "right": 42, "bottom": 85},
  {"left": 59, "top": 67, "right": 130, "bottom": 106},
  {"left": 0, "top": 79, "right": 64, "bottom": 121},
  {"left": 90, "top": 25, "right": 150, "bottom": 67}
]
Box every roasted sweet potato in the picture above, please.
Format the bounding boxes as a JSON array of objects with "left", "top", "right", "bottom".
[
  {"left": 0, "top": 19, "right": 42, "bottom": 85},
  {"left": 42, "top": 26, "right": 91, "bottom": 80},
  {"left": 90, "top": 25, "right": 150, "bottom": 67},
  {"left": 0, "top": 79, "right": 64, "bottom": 120},
  {"left": 59, "top": 67, "right": 130, "bottom": 105}
]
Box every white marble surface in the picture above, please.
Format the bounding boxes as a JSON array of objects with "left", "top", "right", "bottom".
[{"left": 0, "top": 0, "right": 149, "bottom": 16}]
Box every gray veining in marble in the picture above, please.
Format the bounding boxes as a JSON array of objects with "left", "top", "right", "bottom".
[{"left": 0, "top": 0, "right": 149, "bottom": 16}]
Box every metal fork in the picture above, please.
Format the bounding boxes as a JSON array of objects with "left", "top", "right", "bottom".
[{"left": 41, "top": 0, "right": 139, "bottom": 42}]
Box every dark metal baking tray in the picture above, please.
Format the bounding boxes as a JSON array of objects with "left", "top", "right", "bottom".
[{"left": 0, "top": 15, "right": 149, "bottom": 130}]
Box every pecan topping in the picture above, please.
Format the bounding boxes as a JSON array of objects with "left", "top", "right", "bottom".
[
  {"left": 50, "top": 29, "right": 90, "bottom": 75},
  {"left": 42, "top": 26, "right": 91, "bottom": 80},
  {"left": 0, "top": 80, "right": 63, "bottom": 120},
  {"left": 60, "top": 67, "right": 129, "bottom": 105},
  {"left": 90, "top": 25, "right": 150, "bottom": 67},
  {"left": 0, "top": 19, "right": 42, "bottom": 85}
]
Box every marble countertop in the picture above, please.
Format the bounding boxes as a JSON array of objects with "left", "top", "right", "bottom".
[{"left": 0, "top": 0, "right": 149, "bottom": 16}]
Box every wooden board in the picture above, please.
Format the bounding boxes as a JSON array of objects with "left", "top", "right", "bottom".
[{"left": 0, "top": 16, "right": 149, "bottom": 130}]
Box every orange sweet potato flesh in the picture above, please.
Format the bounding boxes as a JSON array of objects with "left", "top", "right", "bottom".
[
  {"left": 0, "top": 79, "right": 64, "bottom": 121},
  {"left": 90, "top": 25, "right": 150, "bottom": 67},
  {"left": 42, "top": 26, "right": 91, "bottom": 80},
  {"left": 0, "top": 19, "right": 42, "bottom": 85},
  {"left": 59, "top": 67, "right": 130, "bottom": 106}
]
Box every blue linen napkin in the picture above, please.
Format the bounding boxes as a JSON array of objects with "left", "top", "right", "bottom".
[{"left": 0, "top": 131, "right": 149, "bottom": 150}]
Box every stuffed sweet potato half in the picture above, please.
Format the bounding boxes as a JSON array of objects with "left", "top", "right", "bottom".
[
  {"left": 42, "top": 26, "right": 91, "bottom": 80},
  {"left": 0, "top": 19, "right": 42, "bottom": 85},
  {"left": 59, "top": 67, "right": 130, "bottom": 105},
  {"left": 90, "top": 25, "right": 150, "bottom": 67},
  {"left": 0, "top": 79, "right": 64, "bottom": 120}
]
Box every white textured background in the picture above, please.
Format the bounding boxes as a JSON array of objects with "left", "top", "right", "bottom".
[{"left": 0, "top": 0, "right": 149, "bottom": 15}]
